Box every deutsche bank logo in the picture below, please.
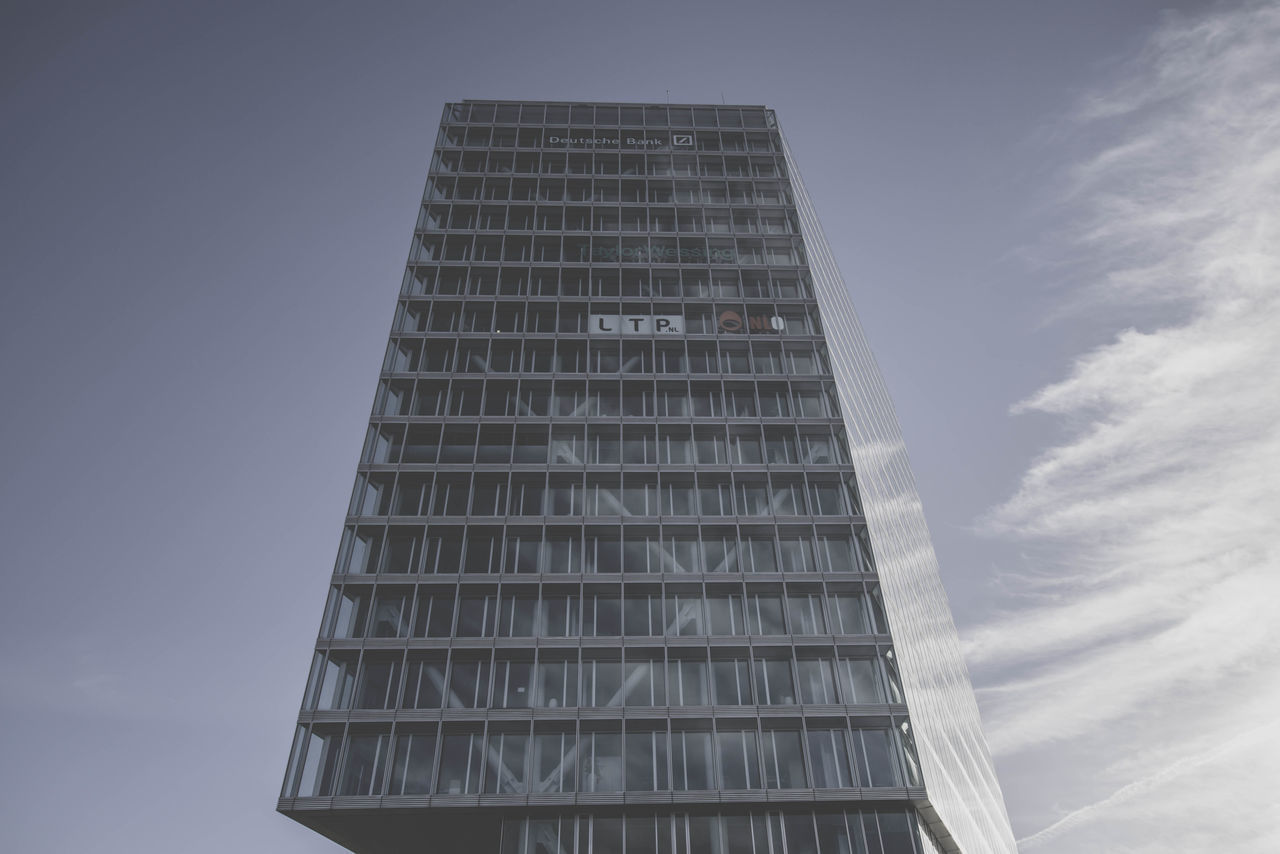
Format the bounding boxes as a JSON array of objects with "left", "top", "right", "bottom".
[{"left": 672, "top": 134, "right": 693, "bottom": 146}]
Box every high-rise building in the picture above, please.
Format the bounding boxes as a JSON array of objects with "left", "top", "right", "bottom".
[{"left": 278, "top": 100, "right": 1016, "bottom": 854}]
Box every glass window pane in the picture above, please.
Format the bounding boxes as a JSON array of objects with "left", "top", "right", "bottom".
[
  {"left": 712, "top": 659, "right": 752, "bottom": 704},
  {"left": 784, "top": 815, "right": 819, "bottom": 854},
  {"left": 404, "top": 657, "right": 446, "bottom": 708},
  {"left": 816, "top": 813, "right": 864, "bottom": 854},
  {"left": 581, "top": 733, "right": 623, "bottom": 791},
  {"left": 753, "top": 657, "right": 795, "bottom": 705},
  {"left": 389, "top": 732, "right": 436, "bottom": 795},
  {"left": 483, "top": 733, "right": 528, "bottom": 793},
  {"left": 762, "top": 730, "right": 806, "bottom": 788},
  {"left": 860, "top": 730, "right": 902, "bottom": 787},
  {"left": 840, "top": 658, "right": 885, "bottom": 703},
  {"left": 875, "top": 813, "right": 917, "bottom": 854},
  {"left": 808, "top": 729, "right": 853, "bottom": 788},
  {"left": 796, "top": 658, "right": 838, "bottom": 704},
  {"left": 667, "top": 658, "right": 708, "bottom": 705},
  {"left": 716, "top": 730, "right": 760, "bottom": 788},
  {"left": 338, "top": 734, "right": 389, "bottom": 795},
  {"left": 671, "top": 730, "right": 713, "bottom": 790},
  {"left": 531, "top": 732, "right": 576, "bottom": 793},
  {"left": 625, "top": 730, "right": 668, "bottom": 791},
  {"left": 437, "top": 732, "right": 484, "bottom": 794},
  {"left": 534, "top": 656, "right": 578, "bottom": 708},
  {"left": 294, "top": 730, "right": 341, "bottom": 796}
]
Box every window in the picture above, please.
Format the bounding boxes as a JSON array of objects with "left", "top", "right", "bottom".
[
  {"left": 388, "top": 731, "right": 436, "bottom": 795},
  {"left": 413, "top": 590, "right": 454, "bottom": 637},
  {"left": 744, "top": 593, "right": 786, "bottom": 634},
  {"left": 743, "top": 536, "right": 777, "bottom": 573},
  {"left": 583, "top": 656, "right": 622, "bottom": 704},
  {"left": 623, "top": 659, "right": 665, "bottom": 705},
  {"left": 531, "top": 730, "right": 576, "bottom": 792},
  {"left": 783, "top": 815, "right": 819, "bottom": 854},
  {"left": 534, "top": 656, "right": 578, "bottom": 708},
  {"left": 770, "top": 479, "right": 806, "bottom": 514},
  {"left": 659, "top": 480, "right": 695, "bottom": 516},
  {"left": 735, "top": 481, "right": 770, "bottom": 515},
  {"left": 431, "top": 475, "right": 470, "bottom": 516},
  {"left": 670, "top": 730, "right": 713, "bottom": 790},
  {"left": 290, "top": 728, "right": 341, "bottom": 796},
  {"left": 809, "top": 481, "right": 849, "bottom": 515},
  {"left": 403, "top": 656, "right": 446, "bottom": 708},
  {"left": 325, "top": 588, "right": 368, "bottom": 638},
  {"left": 753, "top": 657, "right": 795, "bottom": 704},
  {"left": 717, "top": 730, "right": 760, "bottom": 789},
  {"left": 854, "top": 729, "right": 902, "bottom": 787},
  {"left": 497, "top": 595, "right": 536, "bottom": 636},
  {"left": 787, "top": 593, "right": 827, "bottom": 634},
  {"left": 540, "top": 591, "right": 581, "bottom": 637},
  {"left": 623, "top": 591, "right": 662, "bottom": 636},
  {"left": 437, "top": 731, "right": 484, "bottom": 794},
  {"left": 667, "top": 657, "right": 708, "bottom": 705},
  {"left": 625, "top": 729, "right": 669, "bottom": 791},
  {"left": 403, "top": 425, "right": 440, "bottom": 463},
  {"left": 544, "top": 531, "right": 583, "bottom": 574},
  {"left": 730, "top": 431, "right": 764, "bottom": 464},
  {"left": 307, "top": 652, "right": 356, "bottom": 710},
  {"left": 483, "top": 732, "right": 528, "bottom": 793},
  {"left": 839, "top": 657, "right": 886, "bottom": 703},
  {"left": 340, "top": 527, "right": 383, "bottom": 574},
  {"left": 659, "top": 428, "right": 692, "bottom": 463},
  {"left": 761, "top": 730, "right": 806, "bottom": 788},
  {"left": 764, "top": 430, "right": 796, "bottom": 463},
  {"left": 663, "top": 591, "right": 706, "bottom": 635},
  {"left": 470, "top": 478, "right": 508, "bottom": 518},
  {"left": 447, "top": 656, "right": 490, "bottom": 707},
  {"left": 622, "top": 531, "right": 660, "bottom": 573},
  {"left": 817, "top": 535, "right": 858, "bottom": 573},
  {"left": 579, "top": 731, "right": 623, "bottom": 791},
  {"left": 355, "top": 656, "right": 401, "bottom": 709},
  {"left": 830, "top": 592, "right": 871, "bottom": 634},
  {"left": 338, "top": 733, "right": 390, "bottom": 795},
  {"left": 660, "top": 533, "right": 699, "bottom": 571},
  {"left": 711, "top": 658, "right": 753, "bottom": 704},
  {"left": 796, "top": 657, "right": 838, "bottom": 704},
  {"left": 778, "top": 537, "right": 815, "bottom": 573},
  {"left": 698, "top": 480, "right": 733, "bottom": 515}
]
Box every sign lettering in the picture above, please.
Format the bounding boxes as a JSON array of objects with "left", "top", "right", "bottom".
[
  {"left": 718, "top": 310, "right": 785, "bottom": 333},
  {"left": 590, "top": 315, "right": 684, "bottom": 336}
]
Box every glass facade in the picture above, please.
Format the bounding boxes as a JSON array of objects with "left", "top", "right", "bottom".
[{"left": 279, "top": 101, "right": 1015, "bottom": 854}]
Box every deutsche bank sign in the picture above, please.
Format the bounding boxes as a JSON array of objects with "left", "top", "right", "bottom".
[{"left": 589, "top": 315, "right": 683, "bottom": 336}]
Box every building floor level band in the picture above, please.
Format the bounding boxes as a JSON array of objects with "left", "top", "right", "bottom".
[{"left": 278, "top": 100, "right": 1017, "bottom": 854}]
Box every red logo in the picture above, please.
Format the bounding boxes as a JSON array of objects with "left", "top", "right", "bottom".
[{"left": 718, "top": 311, "right": 784, "bottom": 333}]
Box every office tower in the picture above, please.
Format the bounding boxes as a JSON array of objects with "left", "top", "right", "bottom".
[{"left": 278, "top": 101, "right": 1016, "bottom": 854}]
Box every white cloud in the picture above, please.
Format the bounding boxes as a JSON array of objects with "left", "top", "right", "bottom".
[{"left": 970, "top": 2, "right": 1280, "bottom": 850}]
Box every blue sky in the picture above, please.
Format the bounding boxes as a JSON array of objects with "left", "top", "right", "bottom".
[{"left": 2, "top": 1, "right": 1276, "bottom": 851}]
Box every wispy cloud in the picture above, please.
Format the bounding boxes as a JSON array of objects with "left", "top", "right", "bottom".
[
  {"left": 969, "top": 2, "right": 1280, "bottom": 850},
  {"left": 1017, "top": 716, "right": 1277, "bottom": 850}
]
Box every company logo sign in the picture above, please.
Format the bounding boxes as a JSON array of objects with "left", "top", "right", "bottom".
[
  {"left": 718, "top": 310, "right": 785, "bottom": 333},
  {"left": 590, "top": 315, "right": 684, "bottom": 336},
  {"left": 543, "top": 135, "right": 684, "bottom": 148}
]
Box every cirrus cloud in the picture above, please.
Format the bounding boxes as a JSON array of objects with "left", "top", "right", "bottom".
[{"left": 967, "top": 2, "right": 1280, "bottom": 851}]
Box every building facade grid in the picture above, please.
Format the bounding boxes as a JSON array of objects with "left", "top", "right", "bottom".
[{"left": 278, "top": 100, "right": 1013, "bottom": 854}]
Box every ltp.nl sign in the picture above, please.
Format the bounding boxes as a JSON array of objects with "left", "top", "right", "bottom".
[{"left": 589, "top": 315, "right": 683, "bottom": 336}]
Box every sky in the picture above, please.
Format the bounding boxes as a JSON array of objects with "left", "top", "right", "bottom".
[{"left": 1, "top": 1, "right": 1276, "bottom": 851}]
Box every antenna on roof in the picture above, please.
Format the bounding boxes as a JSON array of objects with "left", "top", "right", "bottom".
[
  {"left": 666, "top": 89, "right": 670, "bottom": 104},
  {"left": 721, "top": 92, "right": 726, "bottom": 104}
]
